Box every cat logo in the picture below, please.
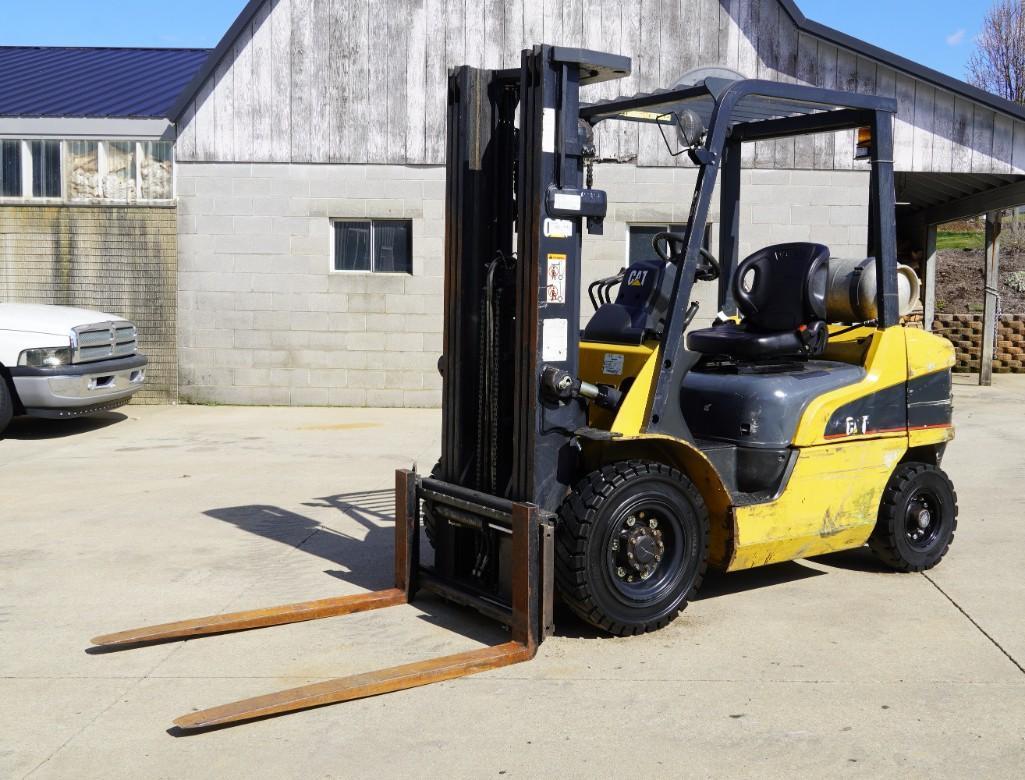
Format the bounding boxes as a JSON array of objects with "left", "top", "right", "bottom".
[
  {"left": 626, "top": 269, "right": 648, "bottom": 287},
  {"left": 845, "top": 415, "right": 871, "bottom": 435}
]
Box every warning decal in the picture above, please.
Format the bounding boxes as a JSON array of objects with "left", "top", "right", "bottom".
[
  {"left": 602, "top": 353, "right": 624, "bottom": 376},
  {"left": 546, "top": 253, "right": 566, "bottom": 304}
]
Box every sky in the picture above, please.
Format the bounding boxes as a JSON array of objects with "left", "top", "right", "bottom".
[
  {"left": 0, "top": 0, "right": 995, "bottom": 83},
  {"left": 799, "top": 0, "right": 988, "bottom": 82}
]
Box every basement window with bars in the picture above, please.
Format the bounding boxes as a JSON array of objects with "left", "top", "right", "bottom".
[{"left": 332, "top": 219, "right": 413, "bottom": 274}]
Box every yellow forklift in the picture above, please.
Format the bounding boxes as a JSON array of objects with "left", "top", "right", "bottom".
[{"left": 92, "top": 46, "right": 957, "bottom": 728}]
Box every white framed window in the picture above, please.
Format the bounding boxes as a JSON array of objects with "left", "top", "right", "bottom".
[
  {"left": 0, "top": 140, "right": 22, "bottom": 197},
  {"left": 66, "top": 140, "right": 99, "bottom": 200},
  {"left": 0, "top": 140, "right": 63, "bottom": 200},
  {"left": 29, "top": 140, "right": 61, "bottom": 198},
  {"left": 332, "top": 219, "right": 413, "bottom": 274},
  {"left": 627, "top": 222, "right": 712, "bottom": 263},
  {"left": 0, "top": 138, "right": 173, "bottom": 203}
]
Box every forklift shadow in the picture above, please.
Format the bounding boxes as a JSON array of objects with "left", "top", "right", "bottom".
[
  {"left": 203, "top": 489, "right": 402, "bottom": 593},
  {"left": 553, "top": 561, "right": 826, "bottom": 640},
  {"left": 203, "top": 490, "right": 510, "bottom": 647},
  {"left": 810, "top": 546, "right": 893, "bottom": 573}
]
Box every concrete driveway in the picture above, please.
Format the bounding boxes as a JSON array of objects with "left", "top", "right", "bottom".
[{"left": 2, "top": 378, "right": 1024, "bottom": 778}]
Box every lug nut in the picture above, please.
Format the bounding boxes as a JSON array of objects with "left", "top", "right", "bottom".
[
  {"left": 626, "top": 516, "right": 636, "bottom": 527},
  {"left": 616, "top": 566, "right": 626, "bottom": 578},
  {"left": 611, "top": 540, "right": 620, "bottom": 551}
]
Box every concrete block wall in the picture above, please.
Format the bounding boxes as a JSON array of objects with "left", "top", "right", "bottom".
[
  {"left": 0, "top": 205, "right": 178, "bottom": 403},
  {"left": 176, "top": 163, "right": 870, "bottom": 407},
  {"left": 932, "top": 314, "right": 1025, "bottom": 373},
  {"left": 176, "top": 163, "right": 445, "bottom": 407},
  {"left": 581, "top": 166, "right": 870, "bottom": 330}
]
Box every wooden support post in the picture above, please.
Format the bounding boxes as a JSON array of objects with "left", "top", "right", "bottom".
[
  {"left": 923, "top": 223, "right": 937, "bottom": 331},
  {"left": 981, "top": 211, "right": 1002, "bottom": 386}
]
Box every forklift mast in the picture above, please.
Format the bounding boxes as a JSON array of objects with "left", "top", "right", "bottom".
[{"left": 439, "top": 46, "right": 630, "bottom": 513}]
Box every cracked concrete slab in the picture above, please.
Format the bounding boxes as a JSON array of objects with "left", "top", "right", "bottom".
[{"left": 1, "top": 379, "right": 1023, "bottom": 777}]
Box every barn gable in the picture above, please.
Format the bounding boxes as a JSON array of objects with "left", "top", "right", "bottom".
[{"left": 172, "top": 0, "right": 1025, "bottom": 174}]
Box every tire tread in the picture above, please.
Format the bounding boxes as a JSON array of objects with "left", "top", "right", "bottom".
[
  {"left": 869, "top": 462, "right": 958, "bottom": 572},
  {"left": 556, "top": 459, "right": 709, "bottom": 636}
]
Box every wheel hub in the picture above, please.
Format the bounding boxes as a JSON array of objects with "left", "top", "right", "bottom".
[
  {"left": 917, "top": 509, "right": 931, "bottom": 529},
  {"left": 612, "top": 514, "right": 665, "bottom": 582},
  {"left": 905, "top": 494, "right": 939, "bottom": 548}
]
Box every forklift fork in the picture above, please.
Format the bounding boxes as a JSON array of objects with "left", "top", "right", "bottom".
[{"left": 90, "top": 470, "right": 552, "bottom": 730}]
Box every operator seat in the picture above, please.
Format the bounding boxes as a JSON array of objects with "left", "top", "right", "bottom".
[
  {"left": 687, "top": 242, "right": 830, "bottom": 360},
  {"left": 582, "top": 259, "right": 676, "bottom": 345}
]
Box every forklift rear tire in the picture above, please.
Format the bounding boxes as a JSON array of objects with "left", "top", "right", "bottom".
[
  {"left": 556, "top": 461, "right": 709, "bottom": 636},
  {"left": 869, "top": 462, "right": 958, "bottom": 572}
]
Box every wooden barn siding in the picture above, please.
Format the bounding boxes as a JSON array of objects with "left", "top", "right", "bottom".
[{"left": 177, "top": 0, "right": 1025, "bottom": 174}]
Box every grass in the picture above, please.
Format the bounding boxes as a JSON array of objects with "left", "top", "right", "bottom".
[{"left": 937, "top": 230, "right": 983, "bottom": 251}]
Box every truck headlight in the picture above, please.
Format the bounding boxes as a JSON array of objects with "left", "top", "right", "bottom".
[{"left": 18, "top": 346, "right": 72, "bottom": 368}]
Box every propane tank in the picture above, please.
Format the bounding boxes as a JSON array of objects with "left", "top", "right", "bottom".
[{"left": 825, "top": 258, "right": 921, "bottom": 322}]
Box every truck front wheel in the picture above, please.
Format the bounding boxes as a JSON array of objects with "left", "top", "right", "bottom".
[
  {"left": 0, "top": 377, "right": 13, "bottom": 434},
  {"left": 556, "top": 461, "right": 709, "bottom": 636}
]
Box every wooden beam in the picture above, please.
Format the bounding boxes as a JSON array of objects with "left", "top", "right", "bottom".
[
  {"left": 980, "top": 211, "right": 1001, "bottom": 386},
  {"left": 923, "top": 223, "right": 937, "bottom": 331},
  {"left": 922, "top": 179, "right": 1025, "bottom": 226}
]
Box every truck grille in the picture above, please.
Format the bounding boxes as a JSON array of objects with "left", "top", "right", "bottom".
[{"left": 71, "top": 321, "right": 138, "bottom": 363}]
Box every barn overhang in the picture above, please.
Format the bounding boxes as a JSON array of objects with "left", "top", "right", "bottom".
[{"left": 896, "top": 173, "right": 1025, "bottom": 226}]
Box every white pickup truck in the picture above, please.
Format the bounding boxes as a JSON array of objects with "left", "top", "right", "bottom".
[{"left": 0, "top": 303, "right": 147, "bottom": 433}]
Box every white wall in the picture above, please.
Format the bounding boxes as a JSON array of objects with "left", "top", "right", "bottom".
[{"left": 176, "top": 162, "right": 869, "bottom": 406}]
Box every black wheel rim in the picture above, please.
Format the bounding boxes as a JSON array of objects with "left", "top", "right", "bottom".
[
  {"left": 603, "top": 494, "right": 688, "bottom": 605},
  {"left": 904, "top": 488, "right": 944, "bottom": 551}
]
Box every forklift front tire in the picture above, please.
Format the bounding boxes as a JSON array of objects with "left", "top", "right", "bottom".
[
  {"left": 556, "top": 461, "right": 709, "bottom": 636},
  {"left": 869, "top": 462, "right": 958, "bottom": 572}
]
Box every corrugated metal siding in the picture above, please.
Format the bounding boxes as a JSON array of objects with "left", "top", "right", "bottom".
[{"left": 0, "top": 47, "right": 210, "bottom": 119}]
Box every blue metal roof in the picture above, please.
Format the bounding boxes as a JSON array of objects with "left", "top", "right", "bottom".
[{"left": 0, "top": 47, "right": 211, "bottom": 119}]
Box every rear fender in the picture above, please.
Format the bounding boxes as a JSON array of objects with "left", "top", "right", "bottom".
[{"left": 580, "top": 434, "right": 734, "bottom": 568}]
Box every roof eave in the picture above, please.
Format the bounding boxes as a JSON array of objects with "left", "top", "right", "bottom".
[
  {"left": 779, "top": 0, "right": 1025, "bottom": 122},
  {"left": 165, "top": 0, "right": 265, "bottom": 122}
]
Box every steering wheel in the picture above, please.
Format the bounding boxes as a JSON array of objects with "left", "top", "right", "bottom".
[
  {"left": 652, "top": 231, "right": 720, "bottom": 281},
  {"left": 695, "top": 248, "right": 720, "bottom": 281}
]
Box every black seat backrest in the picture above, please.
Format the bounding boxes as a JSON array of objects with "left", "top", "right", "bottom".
[
  {"left": 582, "top": 259, "right": 677, "bottom": 344},
  {"left": 733, "top": 242, "right": 829, "bottom": 331}
]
